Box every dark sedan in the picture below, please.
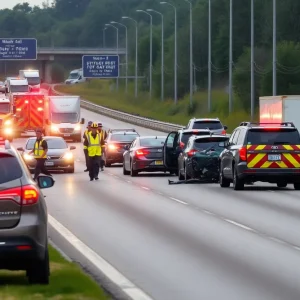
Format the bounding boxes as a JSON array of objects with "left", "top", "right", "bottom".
[
  {"left": 17, "top": 136, "right": 76, "bottom": 173},
  {"left": 123, "top": 136, "right": 168, "bottom": 176}
]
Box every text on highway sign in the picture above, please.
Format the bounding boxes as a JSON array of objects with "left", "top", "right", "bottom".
[
  {"left": 0, "top": 38, "right": 37, "bottom": 60},
  {"left": 82, "top": 55, "right": 119, "bottom": 78}
]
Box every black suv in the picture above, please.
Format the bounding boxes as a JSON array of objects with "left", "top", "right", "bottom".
[
  {"left": 185, "top": 118, "right": 227, "bottom": 135},
  {"left": 219, "top": 122, "right": 300, "bottom": 190},
  {"left": 0, "top": 138, "right": 54, "bottom": 284}
]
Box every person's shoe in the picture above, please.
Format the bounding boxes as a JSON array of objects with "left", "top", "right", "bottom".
[
  {"left": 101, "top": 168, "right": 104, "bottom": 171},
  {"left": 84, "top": 169, "right": 88, "bottom": 172},
  {"left": 90, "top": 178, "right": 94, "bottom": 181},
  {"left": 95, "top": 177, "right": 99, "bottom": 180}
]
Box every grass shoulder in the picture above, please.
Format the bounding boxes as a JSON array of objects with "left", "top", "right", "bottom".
[
  {"left": 0, "top": 245, "right": 109, "bottom": 300},
  {"left": 56, "top": 80, "right": 255, "bottom": 132}
]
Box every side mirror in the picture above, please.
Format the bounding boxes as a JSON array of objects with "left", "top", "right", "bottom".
[
  {"left": 124, "top": 145, "right": 129, "bottom": 150},
  {"left": 13, "top": 106, "right": 16, "bottom": 114},
  {"left": 80, "top": 118, "right": 85, "bottom": 124},
  {"left": 70, "top": 146, "right": 76, "bottom": 150},
  {"left": 223, "top": 125, "right": 228, "bottom": 130},
  {"left": 17, "top": 147, "right": 24, "bottom": 151},
  {"left": 37, "top": 175, "right": 55, "bottom": 189}
]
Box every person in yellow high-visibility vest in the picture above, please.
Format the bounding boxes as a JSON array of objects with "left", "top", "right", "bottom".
[
  {"left": 83, "top": 121, "right": 93, "bottom": 172},
  {"left": 97, "top": 122, "right": 107, "bottom": 171},
  {"left": 83, "top": 122, "right": 102, "bottom": 181},
  {"left": 28, "top": 128, "right": 52, "bottom": 181}
]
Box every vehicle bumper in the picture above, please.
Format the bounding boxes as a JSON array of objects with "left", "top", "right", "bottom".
[
  {"left": 187, "top": 157, "right": 219, "bottom": 180},
  {"left": 106, "top": 151, "right": 124, "bottom": 164},
  {"left": 133, "top": 159, "right": 166, "bottom": 172},
  {"left": 237, "top": 162, "right": 300, "bottom": 183},
  {"left": 52, "top": 132, "right": 81, "bottom": 140},
  {"left": 25, "top": 159, "right": 74, "bottom": 171}
]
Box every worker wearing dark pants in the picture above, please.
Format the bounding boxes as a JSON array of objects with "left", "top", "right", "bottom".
[
  {"left": 83, "top": 121, "right": 93, "bottom": 172},
  {"left": 29, "top": 128, "right": 52, "bottom": 180},
  {"left": 84, "top": 122, "right": 102, "bottom": 181},
  {"left": 97, "top": 122, "right": 107, "bottom": 171}
]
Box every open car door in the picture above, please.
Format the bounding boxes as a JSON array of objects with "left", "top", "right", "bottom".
[{"left": 163, "top": 131, "right": 179, "bottom": 171}]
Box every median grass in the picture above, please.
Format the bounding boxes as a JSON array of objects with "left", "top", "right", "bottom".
[
  {"left": 57, "top": 80, "right": 257, "bottom": 132},
  {"left": 0, "top": 245, "right": 109, "bottom": 300}
]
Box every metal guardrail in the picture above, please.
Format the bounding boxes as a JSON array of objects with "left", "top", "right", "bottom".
[{"left": 50, "top": 84, "right": 184, "bottom": 133}]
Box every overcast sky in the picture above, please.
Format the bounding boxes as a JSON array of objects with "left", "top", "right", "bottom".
[{"left": 0, "top": 0, "right": 45, "bottom": 9}]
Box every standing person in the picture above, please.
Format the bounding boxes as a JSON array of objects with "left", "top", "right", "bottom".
[
  {"left": 83, "top": 122, "right": 102, "bottom": 181},
  {"left": 83, "top": 121, "right": 93, "bottom": 172},
  {"left": 29, "top": 128, "right": 52, "bottom": 181},
  {"left": 97, "top": 122, "right": 107, "bottom": 171}
]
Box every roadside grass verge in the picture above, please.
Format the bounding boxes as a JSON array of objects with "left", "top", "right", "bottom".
[
  {"left": 0, "top": 245, "right": 109, "bottom": 300},
  {"left": 57, "top": 80, "right": 257, "bottom": 132}
]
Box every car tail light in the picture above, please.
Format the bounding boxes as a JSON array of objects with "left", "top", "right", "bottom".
[
  {"left": 180, "top": 142, "right": 185, "bottom": 149},
  {"left": 239, "top": 147, "right": 247, "bottom": 161},
  {"left": 16, "top": 245, "right": 32, "bottom": 250},
  {"left": 221, "top": 130, "right": 226, "bottom": 135},
  {"left": 108, "top": 144, "right": 117, "bottom": 150},
  {"left": 0, "top": 185, "right": 39, "bottom": 206},
  {"left": 187, "top": 149, "right": 198, "bottom": 157},
  {"left": 135, "top": 150, "right": 149, "bottom": 157}
]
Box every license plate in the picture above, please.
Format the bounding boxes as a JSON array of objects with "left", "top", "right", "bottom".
[
  {"left": 268, "top": 154, "right": 281, "bottom": 161},
  {"left": 64, "top": 134, "right": 71, "bottom": 137},
  {"left": 155, "top": 160, "right": 163, "bottom": 165},
  {"left": 45, "top": 161, "right": 54, "bottom": 166}
]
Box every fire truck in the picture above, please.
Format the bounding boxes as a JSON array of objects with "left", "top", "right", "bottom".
[
  {"left": 12, "top": 92, "right": 46, "bottom": 137},
  {"left": 0, "top": 96, "right": 15, "bottom": 141}
]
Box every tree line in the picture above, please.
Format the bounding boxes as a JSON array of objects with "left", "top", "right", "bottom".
[{"left": 0, "top": 0, "right": 300, "bottom": 111}]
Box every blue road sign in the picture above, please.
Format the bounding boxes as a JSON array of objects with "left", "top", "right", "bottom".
[
  {"left": 0, "top": 38, "right": 37, "bottom": 60},
  {"left": 82, "top": 55, "right": 119, "bottom": 78}
]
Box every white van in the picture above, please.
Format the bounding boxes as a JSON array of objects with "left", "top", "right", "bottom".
[
  {"left": 65, "top": 69, "right": 86, "bottom": 85},
  {"left": 19, "top": 70, "right": 40, "bottom": 91}
]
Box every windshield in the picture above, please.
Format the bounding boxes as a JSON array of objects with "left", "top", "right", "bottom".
[
  {"left": 110, "top": 134, "right": 138, "bottom": 142},
  {"left": 10, "top": 85, "right": 28, "bottom": 93},
  {"left": 27, "top": 77, "right": 40, "bottom": 85},
  {"left": 140, "top": 137, "right": 166, "bottom": 147},
  {"left": 26, "top": 138, "right": 68, "bottom": 150},
  {"left": 51, "top": 112, "right": 78, "bottom": 124},
  {"left": 193, "top": 121, "right": 223, "bottom": 130},
  {"left": 181, "top": 132, "right": 210, "bottom": 145},
  {"left": 68, "top": 73, "right": 80, "bottom": 79},
  {"left": 194, "top": 137, "right": 228, "bottom": 151},
  {"left": 247, "top": 129, "right": 300, "bottom": 145},
  {"left": 0, "top": 103, "right": 10, "bottom": 113}
]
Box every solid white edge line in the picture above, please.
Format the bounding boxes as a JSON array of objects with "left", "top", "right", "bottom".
[
  {"left": 169, "top": 197, "right": 188, "bottom": 205},
  {"left": 48, "top": 214, "right": 154, "bottom": 300},
  {"left": 224, "top": 219, "right": 254, "bottom": 232}
]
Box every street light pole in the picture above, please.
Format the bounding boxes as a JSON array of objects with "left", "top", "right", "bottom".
[
  {"left": 229, "top": 0, "right": 233, "bottom": 113},
  {"left": 272, "top": 0, "right": 276, "bottom": 95},
  {"left": 111, "top": 21, "right": 128, "bottom": 93},
  {"left": 208, "top": 0, "right": 211, "bottom": 113},
  {"left": 160, "top": 2, "right": 177, "bottom": 104},
  {"left": 122, "top": 16, "right": 138, "bottom": 98},
  {"left": 147, "top": 9, "right": 164, "bottom": 101},
  {"left": 185, "top": 0, "right": 193, "bottom": 107},
  {"left": 250, "top": 0, "right": 255, "bottom": 120},
  {"left": 105, "top": 24, "right": 119, "bottom": 91},
  {"left": 136, "top": 10, "right": 153, "bottom": 99}
]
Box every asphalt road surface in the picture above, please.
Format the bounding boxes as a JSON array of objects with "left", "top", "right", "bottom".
[{"left": 12, "top": 108, "right": 300, "bottom": 300}]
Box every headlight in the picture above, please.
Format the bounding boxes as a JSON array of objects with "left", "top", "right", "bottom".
[
  {"left": 4, "top": 120, "right": 11, "bottom": 126},
  {"left": 51, "top": 125, "right": 59, "bottom": 132},
  {"left": 62, "top": 152, "right": 73, "bottom": 160},
  {"left": 24, "top": 153, "right": 34, "bottom": 161},
  {"left": 74, "top": 125, "right": 81, "bottom": 131},
  {"left": 4, "top": 127, "right": 12, "bottom": 135}
]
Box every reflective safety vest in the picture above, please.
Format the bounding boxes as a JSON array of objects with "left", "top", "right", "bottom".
[
  {"left": 34, "top": 139, "right": 45, "bottom": 158},
  {"left": 87, "top": 132, "right": 102, "bottom": 157},
  {"left": 97, "top": 129, "right": 106, "bottom": 147},
  {"left": 83, "top": 129, "right": 90, "bottom": 149}
]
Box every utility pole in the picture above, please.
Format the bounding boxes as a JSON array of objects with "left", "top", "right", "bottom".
[
  {"left": 208, "top": 0, "right": 212, "bottom": 112},
  {"left": 229, "top": 0, "right": 233, "bottom": 113},
  {"left": 250, "top": 0, "right": 255, "bottom": 120},
  {"left": 272, "top": 0, "right": 277, "bottom": 95}
]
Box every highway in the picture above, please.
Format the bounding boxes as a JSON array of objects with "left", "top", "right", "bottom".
[{"left": 13, "top": 108, "right": 300, "bottom": 300}]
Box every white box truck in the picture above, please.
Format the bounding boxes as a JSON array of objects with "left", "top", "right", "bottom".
[
  {"left": 19, "top": 70, "right": 40, "bottom": 91},
  {"left": 65, "top": 68, "right": 86, "bottom": 85},
  {"left": 259, "top": 96, "right": 300, "bottom": 130},
  {"left": 45, "top": 96, "right": 85, "bottom": 142}
]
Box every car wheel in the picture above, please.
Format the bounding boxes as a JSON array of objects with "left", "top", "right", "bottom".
[
  {"left": 105, "top": 161, "right": 111, "bottom": 167},
  {"left": 27, "top": 248, "right": 49, "bottom": 285},
  {"left": 130, "top": 160, "right": 138, "bottom": 177},
  {"left": 277, "top": 182, "right": 287, "bottom": 188},
  {"left": 123, "top": 160, "right": 130, "bottom": 175},
  {"left": 232, "top": 165, "right": 244, "bottom": 190},
  {"left": 294, "top": 183, "right": 300, "bottom": 190},
  {"left": 68, "top": 166, "right": 75, "bottom": 173},
  {"left": 219, "top": 168, "right": 230, "bottom": 188}
]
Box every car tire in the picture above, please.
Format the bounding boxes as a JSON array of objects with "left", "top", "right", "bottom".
[
  {"left": 232, "top": 165, "right": 244, "bottom": 190},
  {"left": 27, "top": 248, "right": 49, "bottom": 285},
  {"left": 130, "top": 160, "right": 138, "bottom": 177},
  {"left": 293, "top": 183, "right": 300, "bottom": 190},
  {"left": 123, "top": 161, "right": 130, "bottom": 175},
  {"left": 277, "top": 182, "right": 287, "bottom": 188},
  {"left": 219, "top": 168, "right": 230, "bottom": 188},
  {"left": 68, "top": 166, "right": 75, "bottom": 173},
  {"left": 105, "top": 161, "right": 111, "bottom": 167}
]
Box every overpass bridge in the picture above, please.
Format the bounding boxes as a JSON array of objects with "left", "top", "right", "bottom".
[{"left": 37, "top": 47, "right": 126, "bottom": 82}]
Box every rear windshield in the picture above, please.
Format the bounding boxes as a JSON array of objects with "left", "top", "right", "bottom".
[
  {"left": 0, "top": 154, "right": 22, "bottom": 184},
  {"left": 192, "top": 121, "right": 223, "bottom": 130},
  {"left": 181, "top": 132, "right": 210, "bottom": 144},
  {"left": 26, "top": 139, "right": 68, "bottom": 150},
  {"left": 194, "top": 137, "right": 228, "bottom": 151},
  {"left": 140, "top": 138, "right": 166, "bottom": 147},
  {"left": 110, "top": 134, "right": 138, "bottom": 142},
  {"left": 10, "top": 85, "right": 28, "bottom": 93},
  {"left": 247, "top": 129, "right": 300, "bottom": 145}
]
